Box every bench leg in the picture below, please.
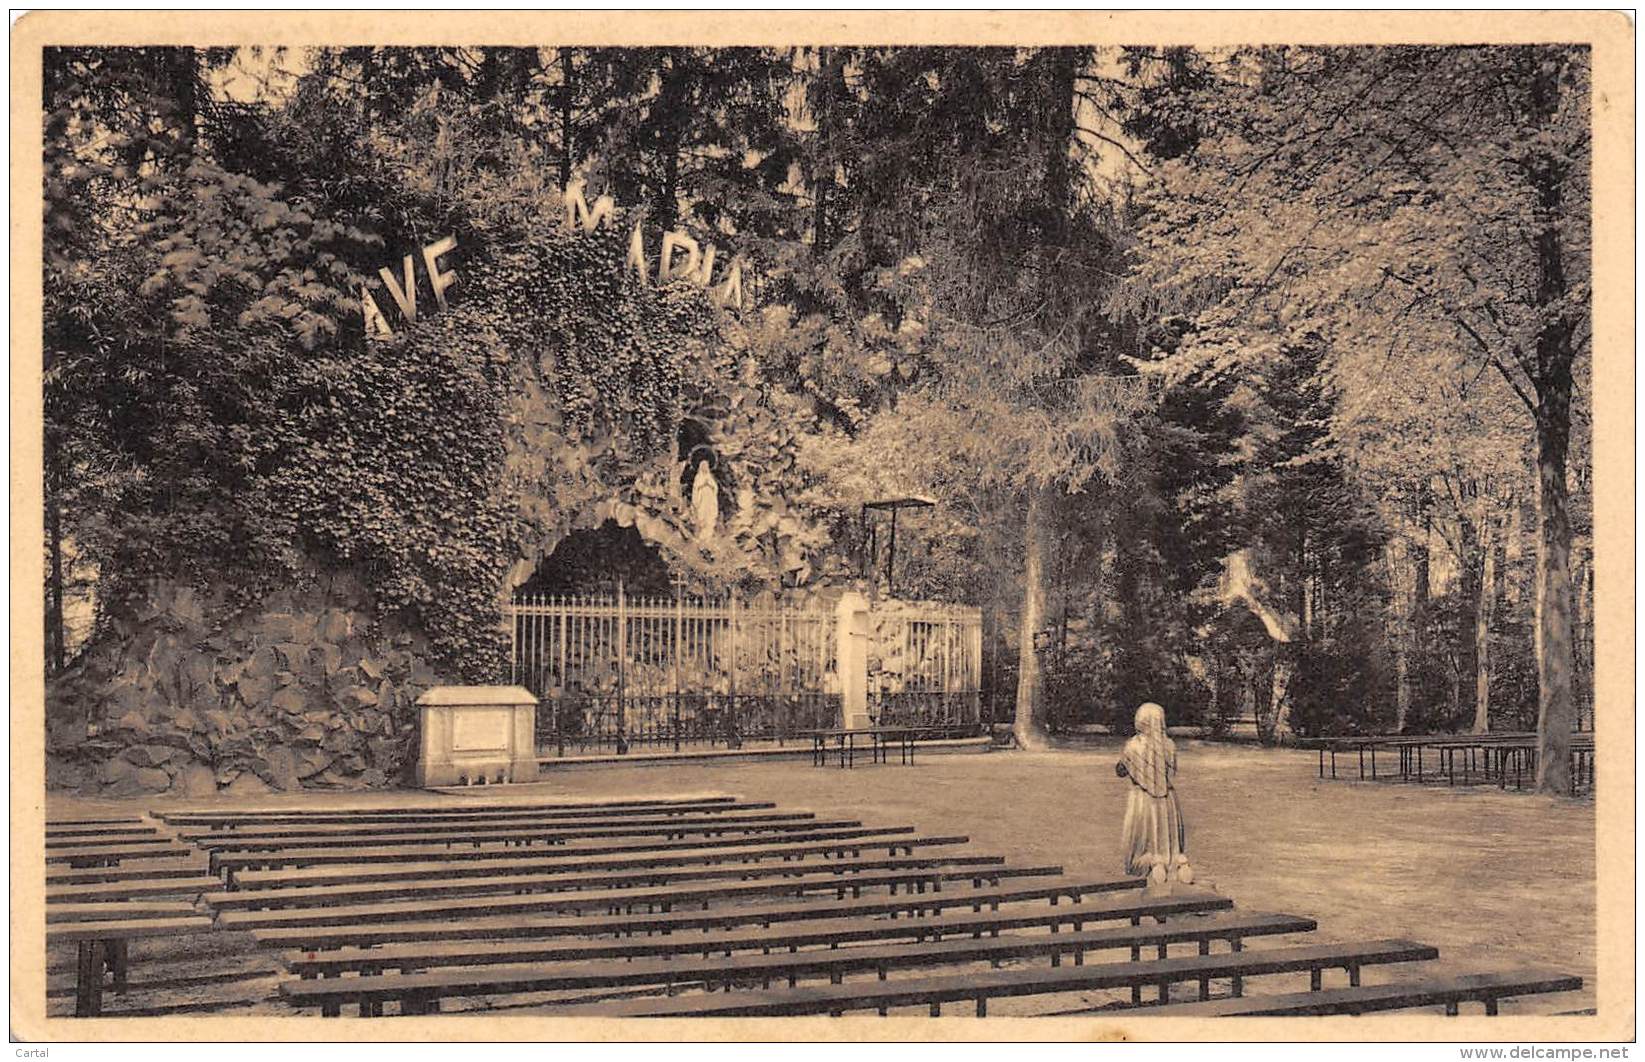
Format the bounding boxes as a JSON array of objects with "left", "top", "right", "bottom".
[
  {"left": 108, "top": 938, "right": 129, "bottom": 994},
  {"left": 1310, "top": 968, "right": 1322, "bottom": 991},
  {"left": 1485, "top": 998, "right": 1499, "bottom": 1016},
  {"left": 75, "top": 941, "right": 105, "bottom": 1017},
  {"left": 1445, "top": 1002, "right": 1459, "bottom": 1016}
]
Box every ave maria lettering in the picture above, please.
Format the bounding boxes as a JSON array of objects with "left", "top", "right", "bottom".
[{"left": 359, "top": 182, "right": 745, "bottom": 340}]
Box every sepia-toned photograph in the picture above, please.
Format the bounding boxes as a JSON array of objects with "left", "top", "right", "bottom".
[{"left": 10, "top": 9, "right": 1634, "bottom": 1045}]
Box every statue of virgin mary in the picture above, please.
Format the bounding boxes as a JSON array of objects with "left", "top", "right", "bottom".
[{"left": 690, "top": 459, "right": 719, "bottom": 542}]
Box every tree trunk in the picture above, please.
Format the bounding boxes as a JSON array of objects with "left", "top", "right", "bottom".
[
  {"left": 46, "top": 482, "right": 66, "bottom": 674},
  {"left": 1394, "top": 630, "right": 1411, "bottom": 732},
  {"left": 1043, "top": 48, "right": 1080, "bottom": 223},
  {"left": 1414, "top": 488, "right": 1432, "bottom": 612},
  {"left": 1270, "top": 646, "right": 1295, "bottom": 743},
  {"left": 1473, "top": 513, "right": 1495, "bottom": 734},
  {"left": 1250, "top": 651, "right": 1275, "bottom": 743},
  {"left": 654, "top": 53, "right": 686, "bottom": 230},
  {"left": 558, "top": 49, "right": 576, "bottom": 191},
  {"left": 1387, "top": 532, "right": 1413, "bottom": 732},
  {"left": 1575, "top": 544, "right": 1593, "bottom": 731},
  {"left": 1012, "top": 484, "right": 1054, "bottom": 750},
  {"left": 811, "top": 47, "right": 845, "bottom": 259},
  {"left": 1533, "top": 400, "right": 1575, "bottom": 794},
  {"left": 1455, "top": 500, "right": 1481, "bottom": 731},
  {"left": 1527, "top": 54, "right": 1578, "bottom": 797},
  {"left": 169, "top": 48, "right": 199, "bottom": 155}
]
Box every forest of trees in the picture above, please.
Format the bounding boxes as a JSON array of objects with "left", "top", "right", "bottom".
[{"left": 44, "top": 44, "right": 1594, "bottom": 794}]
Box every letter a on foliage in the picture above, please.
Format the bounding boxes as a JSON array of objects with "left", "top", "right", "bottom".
[
  {"left": 625, "top": 221, "right": 650, "bottom": 285},
  {"left": 361, "top": 286, "right": 395, "bottom": 340},
  {"left": 715, "top": 259, "right": 744, "bottom": 309}
]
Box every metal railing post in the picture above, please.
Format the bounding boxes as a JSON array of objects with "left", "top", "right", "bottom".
[
  {"left": 616, "top": 579, "right": 627, "bottom": 754},
  {"left": 673, "top": 590, "right": 683, "bottom": 752},
  {"left": 727, "top": 595, "right": 739, "bottom": 748},
  {"left": 556, "top": 595, "right": 566, "bottom": 758}
]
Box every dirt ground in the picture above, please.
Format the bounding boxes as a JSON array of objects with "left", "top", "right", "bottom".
[{"left": 45, "top": 742, "right": 1597, "bottom": 1017}]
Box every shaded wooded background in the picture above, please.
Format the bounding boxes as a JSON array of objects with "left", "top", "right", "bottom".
[{"left": 43, "top": 45, "right": 1592, "bottom": 794}]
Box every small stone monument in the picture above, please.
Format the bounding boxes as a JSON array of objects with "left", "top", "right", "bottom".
[{"left": 415, "top": 685, "right": 538, "bottom": 787}]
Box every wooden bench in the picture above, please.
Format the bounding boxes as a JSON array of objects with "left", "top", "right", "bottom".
[
  {"left": 208, "top": 819, "right": 874, "bottom": 875},
  {"left": 206, "top": 852, "right": 1012, "bottom": 910},
  {"left": 280, "top": 911, "right": 1320, "bottom": 1016},
  {"left": 279, "top": 893, "right": 1258, "bottom": 981},
  {"left": 155, "top": 795, "right": 741, "bottom": 827},
  {"left": 1310, "top": 732, "right": 1596, "bottom": 789},
  {"left": 46, "top": 833, "right": 176, "bottom": 850},
  {"left": 545, "top": 938, "right": 1440, "bottom": 1017},
  {"left": 48, "top": 900, "right": 199, "bottom": 924},
  {"left": 249, "top": 878, "right": 1158, "bottom": 951},
  {"left": 231, "top": 833, "right": 972, "bottom": 891},
  {"left": 170, "top": 802, "right": 778, "bottom": 842},
  {"left": 802, "top": 728, "right": 913, "bottom": 768},
  {"left": 47, "top": 915, "right": 215, "bottom": 1016},
  {"left": 47, "top": 843, "right": 195, "bottom": 867},
  {"left": 214, "top": 864, "right": 1068, "bottom": 932},
  {"left": 190, "top": 811, "right": 836, "bottom": 856},
  {"left": 47, "top": 824, "right": 162, "bottom": 840},
  {"left": 1131, "top": 969, "right": 1585, "bottom": 1016},
  {"left": 48, "top": 857, "right": 213, "bottom": 886},
  {"left": 48, "top": 877, "right": 223, "bottom": 904}
]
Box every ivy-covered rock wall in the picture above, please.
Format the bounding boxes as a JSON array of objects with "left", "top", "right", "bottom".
[
  {"left": 45, "top": 166, "right": 838, "bottom": 796},
  {"left": 47, "top": 579, "right": 438, "bottom": 797}
]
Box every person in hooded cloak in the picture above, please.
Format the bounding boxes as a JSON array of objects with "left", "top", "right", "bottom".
[{"left": 1115, "top": 701, "right": 1193, "bottom": 886}]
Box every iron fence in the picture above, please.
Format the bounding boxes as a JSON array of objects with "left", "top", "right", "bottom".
[
  {"left": 864, "top": 607, "right": 984, "bottom": 731},
  {"left": 508, "top": 589, "right": 984, "bottom": 756},
  {"left": 510, "top": 591, "right": 841, "bottom": 756}
]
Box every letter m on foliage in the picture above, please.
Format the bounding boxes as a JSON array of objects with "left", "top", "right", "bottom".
[{"left": 564, "top": 182, "right": 615, "bottom": 233}]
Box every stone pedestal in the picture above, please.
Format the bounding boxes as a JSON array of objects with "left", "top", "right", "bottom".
[
  {"left": 415, "top": 685, "right": 538, "bottom": 787},
  {"left": 835, "top": 592, "right": 872, "bottom": 729}
]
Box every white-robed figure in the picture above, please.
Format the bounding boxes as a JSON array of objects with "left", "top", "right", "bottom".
[
  {"left": 690, "top": 459, "right": 719, "bottom": 542},
  {"left": 1115, "top": 702, "right": 1192, "bottom": 886}
]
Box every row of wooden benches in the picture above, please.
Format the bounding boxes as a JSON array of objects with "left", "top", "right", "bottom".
[
  {"left": 49, "top": 796, "right": 1585, "bottom": 1020},
  {"left": 192, "top": 800, "right": 1579, "bottom": 1019},
  {"left": 46, "top": 815, "right": 217, "bottom": 1016},
  {"left": 45, "top": 798, "right": 960, "bottom": 1014},
  {"left": 1308, "top": 731, "right": 1597, "bottom": 792}
]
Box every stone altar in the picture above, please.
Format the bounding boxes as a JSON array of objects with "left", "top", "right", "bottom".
[{"left": 414, "top": 685, "right": 538, "bottom": 787}]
